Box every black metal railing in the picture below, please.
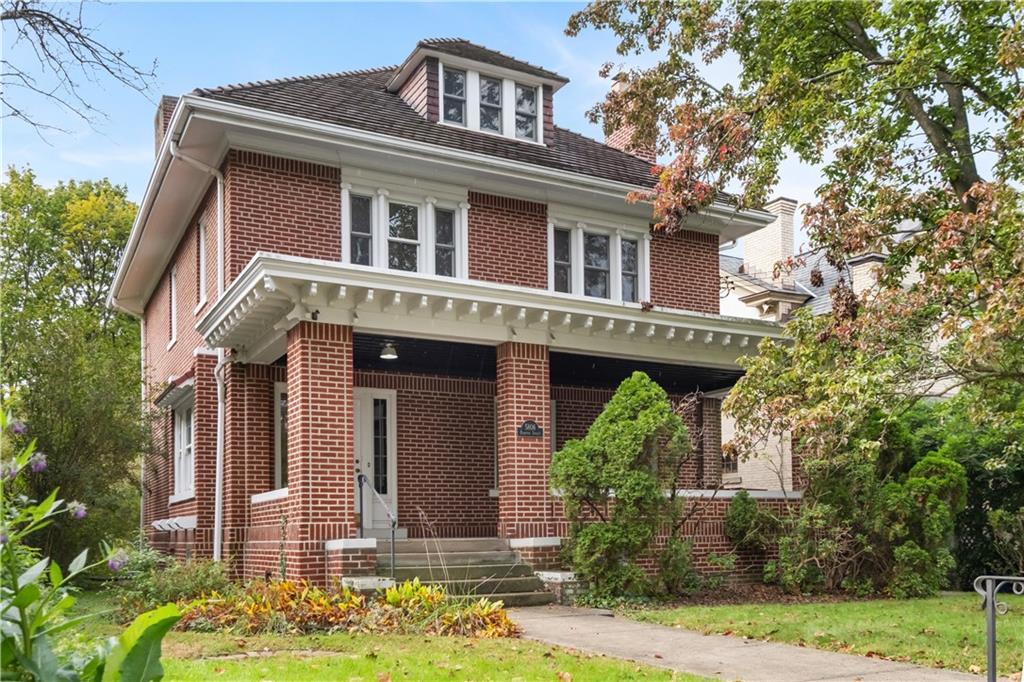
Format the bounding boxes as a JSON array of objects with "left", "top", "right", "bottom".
[
  {"left": 973, "top": 574, "right": 1024, "bottom": 682},
  {"left": 356, "top": 472, "right": 397, "bottom": 578}
]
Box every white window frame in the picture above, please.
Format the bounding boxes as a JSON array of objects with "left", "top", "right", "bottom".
[
  {"left": 514, "top": 82, "right": 540, "bottom": 142},
  {"left": 341, "top": 177, "right": 469, "bottom": 279},
  {"left": 441, "top": 66, "right": 467, "bottom": 127},
  {"left": 385, "top": 199, "right": 422, "bottom": 273},
  {"left": 273, "top": 381, "right": 287, "bottom": 490},
  {"left": 478, "top": 74, "right": 503, "bottom": 134},
  {"left": 437, "top": 61, "right": 544, "bottom": 145},
  {"left": 170, "top": 399, "right": 195, "bottom": 503},
  {"left": 547, "top": 219, "right": 650, "bottom": 304},
  {"left": 194, "top": 222, "right": 207, "bottom": 313},
  {"left": 167, "top": 267, "right": 177, "bottom": 349}
]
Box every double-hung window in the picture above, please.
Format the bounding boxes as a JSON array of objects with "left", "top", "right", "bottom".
[
  {"left": 621, "top": 238, "right": 639, "bottom": 303},
  {"left": 434, "top": 208, "right": 456, "bottom": 277},
  {"left": 552, "top": 228, "right": 572, "bottom": 294},
  {"left": 515, "top": 83, "right": 538, "bottom": 141},
  {"left": 173, "top": 402, "right": 194, "bottom": 500},
  {"left": 387, "top": 202, "right": 419, "bottom": 272},
  {"left": 479, "top": 76, "right": 502, "bottom": 133},
  {"left": 350, "top": 194, "right": 374, "bottom": 266},
  {"left": 443, "top": 68, "right": 467, "bottom": 125},
  {"left": 583, "top": 233, "right": 611, "bottom": 299}
]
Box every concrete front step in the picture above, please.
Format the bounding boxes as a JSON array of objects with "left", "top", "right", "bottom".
[
  {"left": 478, "top": 591, "right": 554, "bottom": 607},
  {"left": 417, "top": 575, "right": 546, "bottom": 596},
  {"left": 378, "top": 550, "right": 520, "bottom": 567},
  {"left": 379, "top": 537, "right": 510, "bottom": 553},
  {"left": 389, "top": 563, "right": 535, "bottom": 581}
]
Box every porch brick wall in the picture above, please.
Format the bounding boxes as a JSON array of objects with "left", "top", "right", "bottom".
[
  {"left": 325, "top": 548, "right": 378, "bottom": 578},
  {"left": 496, "top": 342, "right": 553, "bottom": 539},
  {"left": 355, "top": 371, "right": 498, "bottom": 538},
  {"left": 468, "top": 192, "right": 548, "bottom": 289},
  {"left": 649, "top": 229, "right": 720, "bottom": 314},
  {"left": 284, "top": 321, "right": 355, "bottom": 583}
]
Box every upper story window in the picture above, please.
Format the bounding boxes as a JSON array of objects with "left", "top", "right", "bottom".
[
  {"left": 515, "top": 83, "right": 538, "bottom": 141},
  {"left": 195, "top": 221, "right": 207, "bottom": 311},
  {"left": 443, "top": 68, "right": 466, "bottom": 125},
  {"left": 439, "top": 64, "right": 541, "bottom": 143},
  {"left": 479, "top": 76, "right": 502, "bottom": 133},
  {"left": 548, "top": 220, "right": 650, "bottom": 304},
  {"left": 342, "top": 178, "right": 468, "bottom": 279},
  {"left": 167, "top": 267, "right": 178, "bottom": 349}
]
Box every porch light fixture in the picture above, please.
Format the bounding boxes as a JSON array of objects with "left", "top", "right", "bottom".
[{"left": 379, "top": 342, "right": 398, "bottom": 360}]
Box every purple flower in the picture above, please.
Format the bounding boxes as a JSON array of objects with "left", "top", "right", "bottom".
[
  {"left": 68, "top": 501, "right": 87, "bottom": 520},
  {"left": 29, "top": 452, "right": 46, "bottom": 473},
  {"left": 9, "top": 421, "right": 27, "bottom": 436},
  {"left": 0, "top": 530, "right": 7, "bottom": 544},
  {"left": 107, "top": 548, "right": 129, "bottom": 572},
  {"left": 1, "top": 460, "right": 17, "bottom": 481}
]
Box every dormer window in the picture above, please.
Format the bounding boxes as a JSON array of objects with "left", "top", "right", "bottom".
[
  {"left": 479, "top": 76, "right": 502, "bottom": 133},
  {"left": 515, "top": 83, "right": 538, "bottom": 141},
  {"left": 442, "top": 68, "right": 466, "bottom": 125}
]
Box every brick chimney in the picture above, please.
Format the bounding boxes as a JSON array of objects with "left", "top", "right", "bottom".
[
  {"left": 742, "top": 196, "right": 796, "bottom": 283},
  {"left": 154, "top": 95, "right": 179, "bottom": 156},
  {"left": 847, "top": 253, "right": 885, "bottom": 297},
  {"left": 604, "top": 80, "right": 656, "bottom": 164}
]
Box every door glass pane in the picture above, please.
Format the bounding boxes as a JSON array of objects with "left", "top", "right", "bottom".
[
  {"left": 278, "top": 391, "right": 288, "bottom": 487},
  {"left": 372, "top": 398, "right": 387, "bottom": 495}
]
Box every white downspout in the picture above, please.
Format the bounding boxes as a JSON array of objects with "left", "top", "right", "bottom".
[{"left": 169, "top": 139, "right": 227, "bottom": 561}]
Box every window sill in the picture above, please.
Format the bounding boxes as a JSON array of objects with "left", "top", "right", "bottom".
[
  {"left": 251, "top": 487, "right": 288, "bottom": 505},
  {"left": 168, "top": 491, "right": 194, "bottom": 505}
]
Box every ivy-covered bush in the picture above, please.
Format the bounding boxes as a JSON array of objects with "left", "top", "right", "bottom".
[{"left": 550, "top": 371, "right": 692, "bottom": 599}]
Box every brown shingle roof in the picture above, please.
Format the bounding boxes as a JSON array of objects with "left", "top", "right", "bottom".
[
  {"left": 193, "top": 67, "right": 656, "bottom": 187},
  {"left": 416, "top": 38, "right": 569, "bottom": 83}
]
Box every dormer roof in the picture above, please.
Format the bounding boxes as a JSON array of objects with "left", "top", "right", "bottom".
[{"left": 386, "top": 38, "right": 570, "bottom": 93}]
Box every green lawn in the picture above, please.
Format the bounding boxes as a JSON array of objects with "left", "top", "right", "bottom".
[
  {"left": 67, "top": 590, "right": 705, "bottom": 681},
  {"left": 627, "top": 592, "right": 1024, "bottom": 677}
]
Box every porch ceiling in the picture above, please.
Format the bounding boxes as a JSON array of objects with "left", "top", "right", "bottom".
[{"left": 196, "top": 253, "right": 785, "bottom": 367}]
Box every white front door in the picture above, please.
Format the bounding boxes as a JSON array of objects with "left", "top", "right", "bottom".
[{"left": 353, "top": 388, "right": 397, "bottom": 531}]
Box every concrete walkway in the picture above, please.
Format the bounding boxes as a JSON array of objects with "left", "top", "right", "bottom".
[{"left": 510, "top": 605, "right": 981, "bottom": 682}]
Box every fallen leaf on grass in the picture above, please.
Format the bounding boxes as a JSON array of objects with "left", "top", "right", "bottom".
[
  {"left": 377, "top": 674, "right": 392, "bottom": 682},
  {"left": 556, "top": 673, "right": 572, "bottom": 682},
  {"left": 653, "top": 654, "right": 663, "bottom": 659},
  {"left": 968, "top": 665, "right": 981, "bottom": 674}
]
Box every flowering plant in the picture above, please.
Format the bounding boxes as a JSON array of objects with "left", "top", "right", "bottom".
[{"left": 0, "top": 405, "right": 180, "bottom": 680}]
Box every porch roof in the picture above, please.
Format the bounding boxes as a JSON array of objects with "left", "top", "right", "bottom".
[{"left": 196, "top": 253, "right": 786, "bottom": 367}]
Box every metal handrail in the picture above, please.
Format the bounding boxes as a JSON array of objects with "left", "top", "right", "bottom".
[
  {"left": 356, "top": 472, "right": 397, "bottom": 578},
  {"left": 973, "top": 574, "right": 1024, "bottom": 682}
]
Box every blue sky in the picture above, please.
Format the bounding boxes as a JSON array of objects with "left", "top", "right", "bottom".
[{"left": 3, "top": 2, "right": 822, "bottom": 249}]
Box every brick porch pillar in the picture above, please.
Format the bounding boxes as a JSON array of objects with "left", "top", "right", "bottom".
[
  {"left": 495, "top": 341, "right": 552, "bottom": 539},
  {"left": 284, "top": 321, "right": 356, "bottom": 583},
  {"left": 701, "top": 396, "right": 723, "bottom": 487}
]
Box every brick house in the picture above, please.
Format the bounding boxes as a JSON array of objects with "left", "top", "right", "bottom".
[{"left": 109, "top": 38, "right": 794, "bottom": 594}]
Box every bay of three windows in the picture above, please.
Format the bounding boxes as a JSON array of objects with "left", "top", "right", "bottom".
[
  {"left": 442, "top": 66, "right": 539, "bottom": 142},
  {"left": 552, "top": 227, "right": 642, "bottom": 303},
  {"left": 348, "top": 190, "right": 461, "bottom": 277}
]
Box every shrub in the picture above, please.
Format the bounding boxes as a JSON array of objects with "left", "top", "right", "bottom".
[
  {"left": 550, "top": 372, "right": 691, "bottom": 599},
  {"left": 177, "top": 578, "right": 518, "bottom": 638},
  {"left": 988, "top": 507, "right": 1024, "bottom": 573},
  {"left": 888, "top": 541, "right": 955, "bottom": 598},
  {"left": 111, "top": 544, "right": 234, "bottom": 621},
  {"left": 655, "top": 538, "right": 701, "bottom": 597},
  {"left": 724, "top": 490, "right": 778, "bottom": 550}
]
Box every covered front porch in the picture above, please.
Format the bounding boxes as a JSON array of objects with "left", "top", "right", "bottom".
[{"left": 198, "top": 254, "right": 782, "bottom": 583}]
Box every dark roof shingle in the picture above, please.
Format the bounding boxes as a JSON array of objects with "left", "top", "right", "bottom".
[
  {"left": 194, "top": 67, "right": 656, "bottom": 187},
  {"left": 416, "top": 38, "right": 569, "bottom": 83}
]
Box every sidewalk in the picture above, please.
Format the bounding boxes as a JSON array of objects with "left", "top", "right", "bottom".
[{"left": 510, "top": 605, "right": 982, "bottom": 682}]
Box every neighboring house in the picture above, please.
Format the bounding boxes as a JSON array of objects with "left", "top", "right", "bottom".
[
  {"left": 716, "top": 197, "right": 889, "bottom": 490},
  {"left": 109, "top": 38, "right": 792, "bottom": 589}
]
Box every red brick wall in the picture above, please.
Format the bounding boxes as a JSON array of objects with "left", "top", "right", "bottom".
[
  {"left": 224, "top": 150, "right": 341, "bottom": 279},
  {"left": 283, "top": 322, "right": 355, "bottom": 583},
  {"left": 468, "top": 192, "right": 547, "bottom": 289},
  {"left": 649, "top": 229, "right": 720, "bottom": 314},
  {"left": 356, "top": 371, "right": 497, "bottom": 538},
  {"left": 496, "top": 342, "right": 552, "bottom": 538}
]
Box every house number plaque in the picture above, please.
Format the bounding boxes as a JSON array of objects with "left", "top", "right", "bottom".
[{"left": 516, "top": 420, "right": 544, "bottom": 438}]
